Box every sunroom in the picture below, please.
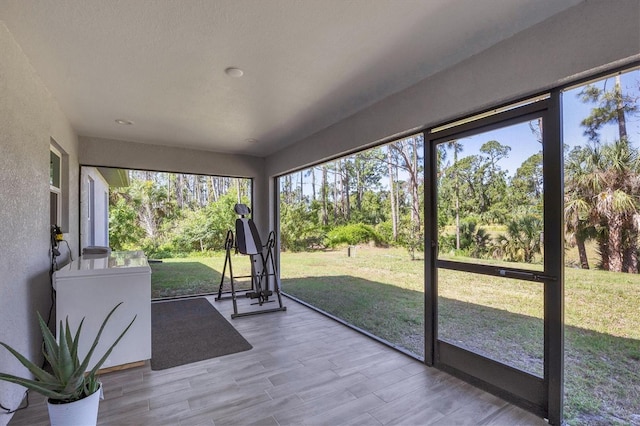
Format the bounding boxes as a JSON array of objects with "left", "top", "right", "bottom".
[{"left": 1, "top": 1, "right": 639, "bottom": 425}]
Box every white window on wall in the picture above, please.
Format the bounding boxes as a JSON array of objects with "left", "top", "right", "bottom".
[
  {"left": 49, "top": 139, "right": 69, "bottom": 231},
  {"left": 50, "top": 145, "right": 62, "bottom": 228}
]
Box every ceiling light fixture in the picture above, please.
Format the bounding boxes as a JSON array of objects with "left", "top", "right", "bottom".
[
  {"left": 115, "top": 119, "right": 134, "bottom": 125},
  {"left": 245, "top": 138, "right": 258, "bottom": 144},
  {"left": 225, "top": 67, "right": 244, "bottom": 77}
]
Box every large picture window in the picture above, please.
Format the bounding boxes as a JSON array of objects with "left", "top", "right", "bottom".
[
  {"left": 274, "top": 66, "right": 640, "bottom": 425},
  {"left": 80, "top": 166, "right": 253, "bottom": 300},
  {"left": 278, "top": 135, "right": 425, "bottom": 358},
  {"left": 560, "top": 67, "right": 640, "bottom": 424}
]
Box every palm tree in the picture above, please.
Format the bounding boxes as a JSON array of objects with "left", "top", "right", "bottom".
[
  {"left": 593, "top": 139, "right": 639, "bottom": 272},
  {"left": 564, "top": 145, "right": 600, "bottom": 269},
  {"left": 494, "top": 215, "right": 542, "bottom": 263},
  {"left": 564, "top": 196, "right": 593, "bottom": 269},
  {"left": 569, "top": 75, "right": 640, "bottom": 273},
  {"left": 564, "top": 140, "right": 639, "bottom": 272}
]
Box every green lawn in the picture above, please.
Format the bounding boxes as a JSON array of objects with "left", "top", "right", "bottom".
[
  {"left": 149, "top": 254, "right": 252, "bottom": 298},
  {"left": 150, "top": 247, "right": 639, "bottom": 425}
]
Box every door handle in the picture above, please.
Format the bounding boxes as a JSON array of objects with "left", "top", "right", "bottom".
[{"left": 498, "top": 269, "right": 557, "bottom": 282}]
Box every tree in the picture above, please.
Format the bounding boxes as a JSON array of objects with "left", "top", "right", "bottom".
[
  {"left": 564, "top": 146, "right": 597, "bottom": 269},
  {"left": 511, "top": 152, "right": 543, "bottom": 212},
  {"left": 387, "top": 145, "right": 398, "bottom": 241},
  {"left": 305, "top": 167, "right": 317, "bottom": 202},
  {"left": 442, "top": 140, "right": 463, "bottom": 249},
  {"left": 572, "top": 75, "right": 640, "bottom": 272},
  {"left": 321, "top": 165, "right": 329, "bottom": 226},
  {"left": 108, "top": 195, "right": 144, "bottom": 250},
  {"left": 480, "top": 140, "right": 511, "bottom": 174},
  {"left": 342, "top": 158, "right": 351, "bottom": 221},
  {"left": 444, "top": 148, "right": 508, "bottom": 223},
  {"left": 389, "top": 135, "right": 424, "bottom": 258}
]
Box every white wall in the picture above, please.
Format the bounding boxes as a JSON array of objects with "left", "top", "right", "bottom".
[
  {"left": 0, "top": 22, "right": 80, "bottom": 426},
  {"left": 265, "top": 0, "right": 640, "bottom": 177}
]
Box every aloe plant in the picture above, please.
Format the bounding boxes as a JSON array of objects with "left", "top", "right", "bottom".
[{"left": 0, "top": 302, "right": 135, "bottom": 402}]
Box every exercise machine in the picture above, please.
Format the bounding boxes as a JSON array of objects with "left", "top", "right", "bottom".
[{"left": 215, "top": 203, "right": 286, "bottom": 318}]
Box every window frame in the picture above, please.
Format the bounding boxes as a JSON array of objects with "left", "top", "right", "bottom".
[{"left": 50, "top": 145, "right": 63, "bottom": 228}]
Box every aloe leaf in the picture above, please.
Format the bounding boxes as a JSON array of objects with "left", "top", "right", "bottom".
[
  {"left": 48, "top": 325, "right": 64, "bottom": 381},
  {"left": 64, "top": 319, "right": 75, "bottom": 364},
  {"left": 2, "top": 304, "right": 133, "bottom": 402},
  {"left": 0, "top": 342, "right": 56, "bottom": 384},
  {"left": 78, "top": 302, "right": 125, "bottom": 374},
  {"left": 87, "top": 314, "right": 136, "bottom": 377},
  {"left": 37, "top": 314, "right": 60, "bottom": 369},
  {"left": 0, "top": 373, "right": 68, "bottom": 400},
  {"left": 63, "top": 375, "right": 85, "bottom": 398},
  {"left": 84, "top": 375, "right": 99, "bottom": 396},
  {"left": 57, "top": 319, "right": 74, "bottom": 382},
  {"left": 69, "top": 318, "right": 84, "bottom": 368}
]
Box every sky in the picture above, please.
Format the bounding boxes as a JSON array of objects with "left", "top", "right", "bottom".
[
  {"left": 442, "top": 68, "right": 640, "bottom": 178},
  {"left": 562, "top": 69, "right": 640, "bottom": 149},
  {"left": 285, "top": 68, "right": 640, "bottom": 195}
]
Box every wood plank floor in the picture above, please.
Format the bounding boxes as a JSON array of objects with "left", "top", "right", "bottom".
[{"left": 9, "top": 295, "right": 546, "bottom": 425}]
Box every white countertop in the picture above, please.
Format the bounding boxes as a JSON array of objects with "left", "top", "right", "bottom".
[{"left": 54, "top": 250, "right": 151, "bottom": 278}]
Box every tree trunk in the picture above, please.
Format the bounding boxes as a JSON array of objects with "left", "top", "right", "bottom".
[
  {"left": 176, "top": 174, "right": 184, "bottom": 208},
  {"left": 624, "top": 238, "right": 638, "bottom": 273},
  {"left": 387, "top": 146, "right": 398, "bottom": 241},
  {"left": 391, "top": 139, "right": 421, "bottom": 235},
  {"left": 333, "top": 161, "right": 339, "bottom": 221},
  {"left": 321, "top": 166, "right": 328, "bottom": 226},
  {"left": 576, "top": 234, "right": 590, "bottom": 269},
  {"left": 597, "top": 230, "right": 610, "bottom": 271},
  {"left": 395, "top": 167, "right": 401, "bottom": 235},
  {"left": 206, "top": 177, "right": 214, "bottom": 204},
  {"left": 411, "top": 138, "right": 420, "bottom": 234},
  {"left": 453, "top": 143, "right": 460, "bottom": 250},
  {"left": 311, "top": 167, "right": 316, "bottom": 202},
  {"left": 194, "top": 176, "right": 201, "bottom": 207},
  {"left": 299, "top": 171, "right": 304, "bottom": 203},
  {"left": 615, "top": 75, "right": 628, "bottom": 141},
  {"left": 343, "top": 160, "right": 350, "bottom": 221},
  {"left": 355, "top": 154, "right": 366, "bottom": 213},
  {"left": 608, "top": 214, "right": 625, "bottom": 272},
  {"left": 212, "top": 176, "right": 220, "bottom": 202},
  {"left": 285, "top": 175, "right": 293, "bottom": 204},
  {"left": 623, "top": 221, "right": 638, "bottom": 273}
]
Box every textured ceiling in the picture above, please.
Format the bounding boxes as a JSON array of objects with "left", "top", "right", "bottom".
[{"left": 0, "top": 0, "right": 582, "bottom": 156}]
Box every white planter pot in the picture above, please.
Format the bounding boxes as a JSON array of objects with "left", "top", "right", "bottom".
[{"left": 47, "top": 384, "right": 102, "bottom": 426}]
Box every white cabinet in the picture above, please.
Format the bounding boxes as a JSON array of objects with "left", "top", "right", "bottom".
[{"left": 53, "top": 251, "right": 151, "bottom": 371}]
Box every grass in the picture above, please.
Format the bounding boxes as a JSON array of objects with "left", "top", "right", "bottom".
[
  {"left": 150, "top": 254, "right": 252, "bottom": 298},
  {"left": 150, "top": 246, "right": 639, "bottom": 425}
]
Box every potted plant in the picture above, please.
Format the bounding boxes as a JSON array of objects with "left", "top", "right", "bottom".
[{"left": 0, "top": 302, "right": 135, "bottom": 426}]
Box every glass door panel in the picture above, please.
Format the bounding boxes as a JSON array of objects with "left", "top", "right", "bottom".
[
  {"left": 436, "top": 120, "right": 544, "bottom": 268},
  {"left": 435, "top": 118, "right": 546, "bottom": 376},
  {"left": 438, "top": 269, "right": 544, "bottom": 377}
]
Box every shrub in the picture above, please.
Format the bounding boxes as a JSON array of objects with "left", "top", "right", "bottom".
[
  {"left": 493, "top": 215, "right": 542, "bottom": 263},
  {"left": 324, "top": 223, "right": 384, "bottom": 248},
  {"left": 438, "top": 217, "right": 491, "bottom": 258},
  {"left": 375, "top": 221, "right": 399, "bottom": 246},
  {"left": 280, "top": 202, "right": 325, "bottom": 252}
]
